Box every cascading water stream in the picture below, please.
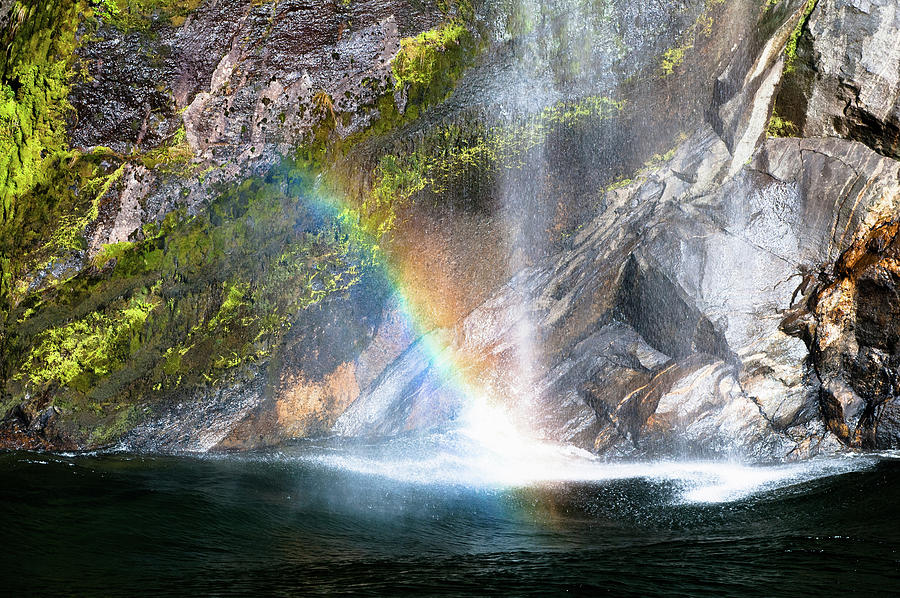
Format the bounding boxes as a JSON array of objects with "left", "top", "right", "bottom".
[{"left": 317, "top": 0, "right": 880, "bottom": 497}]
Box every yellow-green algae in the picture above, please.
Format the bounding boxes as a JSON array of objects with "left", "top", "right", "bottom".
[
  {"left": 363, "top": 96, "right": 625, "bottom": 237},
  {"left": 658, "top": 0, "right": 725, "bottom": 77},
  {"left": 784, "top": 0, "right": 818, "bottom": 74},
  {"left": 392, "top": 21, "right": 472, "bottom": 99},
  {"left": 19, "top": 293, "right": 157, "bottom": 390},
  {"left": 661, "top": 45, "right": 691, "bottom": 76},
  {"left": 0, "top": 0, "right": 82, "bottom": 229},
  {"left": 767, "top": 111, "right": 798, "bottom": 137}
]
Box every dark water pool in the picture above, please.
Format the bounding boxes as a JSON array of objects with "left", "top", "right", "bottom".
[{"left": 1, "top": 447, "right": 898, "bottom": 596}]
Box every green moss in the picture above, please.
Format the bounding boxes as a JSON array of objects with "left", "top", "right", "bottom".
[
  {"left": 209, "top": 281, "right": 251, "bottom": 331},
  {"left": 784, "top": 0, "right": 818, "bottom": 74},
  {"left": 18, "top": 293, "right": 157, "bottom": 390},
  {"left": 151, "top": 227, "right": 368, "bottom": 387},
  {"left": 0, "top": 0, "right": 83, "bottom": 222},
  {"left": 256, "top": 230, "right": 367, "bottom": 313},
  {"left": 3, "top": 4, "right": 480, "bottom": 441},
  {"left": 93, "top": 0, "right": 119, "bottom": 18},
  {"left": 505, "top": 1, "right": 536, "bottom": 37},
  {"left": 0, "top": 1, "right": 128, "bottom": 324},
  {"left": 156, "top": 216, "right": 372, "bottom": 383},
  {"left": 604, "top": 178, "right": 634, "bottom": 193},
  {"left": 87, "top": 403, "right": 138, "bottom": 445},
  {"left": 362, "top": 95, "right": 624, "bottom": 237},
  {"left": 598, "top": 133, "right": 686, "bottom": 204},
  {"left": 60, "top": 159, "right": 370, "bottom": 385},
  {"left": 93, "top": 0, "right": 203, "bottom": 30},
  {"left": 392, "top": 22, "right": 471, "bottom": 92},
  {"left": 643, "top": 147, "right": 678, "bottom": 169},
  {"left": 51, "top": 160, "right": 127, "bottom": 252},
  {"left": 2, "top": 125, "right": 195, "bottom": 308},
  {"left": 92, "top": 241, "right": 136, "bottom": 269},
  {"left": 767, "top": 111, "right": 798, "bottom": 137},
  {"left": 658, "top": 0, "right": 726, "bottom": 77},
  {"left": 139, "top": 126, "right": 195, "bottom": 173},
  {"left": 367, "top": 153, "right": 431, "bottom": 236},
  {"left": 2, "top": 155, "right": 384, "bottom": 429},
  {"left": 0, "top": 3, "right": 178, "bottom": 315},
  {"left": 661, "top": 45, "right": 691, "bottom": 76}
]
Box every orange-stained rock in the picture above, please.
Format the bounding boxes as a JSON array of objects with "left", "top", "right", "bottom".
[
  {"left": 785, "top": 218, "right": 900, "bottom": 447},
  {"left": 275, "top": 362, "right": 361, "bottom": 438}
]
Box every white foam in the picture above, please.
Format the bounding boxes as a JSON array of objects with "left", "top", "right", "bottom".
[{"left": 295, "top": 397, "right": 875, "bottom": 504}]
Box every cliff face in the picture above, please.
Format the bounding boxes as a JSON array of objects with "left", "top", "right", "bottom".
[
  {"left": 0, "top": 0, "right": 459, "bottom": 449},
  {"left": 1, "top": 0, "right": 899, "bottom": 459},
  {"left": 771, "top": 0, "right": 900, "bottom": 449},
  {"left": 774, "top": 0, "right": 900, "bottom": 159}
]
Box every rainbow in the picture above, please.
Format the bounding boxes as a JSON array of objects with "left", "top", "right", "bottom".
[{"left": 304, "top": 172, "right": 497, "bottom": 427}]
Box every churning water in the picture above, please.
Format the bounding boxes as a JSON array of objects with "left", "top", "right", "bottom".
[
  {"left": 2, "top": 428, "right": 898, "bottom": 596},
  {"left": 305, "top": 399, "right": 880, "bottom": 505}
]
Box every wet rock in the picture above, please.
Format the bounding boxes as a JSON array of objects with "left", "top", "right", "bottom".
[
  {"left": 714, "top": 0, "right": 804, "bottom": 174},
  {"left": 25, "top": 251, "right": 86, "bottom": 293},
  {"left": 876, "top": 399, "right": 900, "bottom": 448},
  {"left": 121, "top": 377, "right": 264, "bottom": 452},
  {"left": 335, "top": 130, "right": 898, "bottom": 460},
  {"left": 333, "top": 328, "right": 465, "bottom": 437},
  {"left": 69, "top": 27, "right": 181, "bottom": 153},
  {"left": 85, "top": 164, "right": 153, "bottom": 258},
  {"left": 276, "top": 363, "right": 361, "bottom": 439},
  {"left": 0, "top": 400, "right": 68, "bottom": 451},
  {"left": 784, "top": 217, "right": 900, "bottom": 448},
  {"left": 70, "top": 0, "right": 445, "bottom": 164},
  {"left": 774, "top": 0, "right": 900, "bottom": 159},
  {"left": 640, "top": 360, "right": 791, "bottom": 459}
]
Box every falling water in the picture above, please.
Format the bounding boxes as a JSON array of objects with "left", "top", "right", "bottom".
[
  {"left": 329, "top": 0, "right": 877, "bottom": 488},
  {"left": 475, "top": 0, "right": 614, "bottom": 434}
]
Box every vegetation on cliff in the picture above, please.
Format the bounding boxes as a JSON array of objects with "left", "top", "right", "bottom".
[
  {"left": 392, "top": 21, "right": 473, "bottom": 107},
  {"left": 363, "top": 96, "right": 624, "bottom": 237},
  {"left": 0, "top": 0, "right": 83, "bottom": 305},
  {"left": 0, "top": 0, "right": 491, "bottom": 446},
  {"left": 299, "top": 16, "right": 481, "bottom": 174},
  {"left": 784, "top": 0, "right": 818, "bottom": 74},
  {"left": 4, "top": 160, "right": 375, "bottom": 443},
  {"left": 92, "top": 0, "right": 203, "bottom": 29},
  {"left": 0, "top": 0, "right": 202, "bottom": 314}
]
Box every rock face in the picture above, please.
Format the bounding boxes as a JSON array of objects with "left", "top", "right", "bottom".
[
  {"left": 783, "top": 196, "right": 900, "bottom": 448},
  {"left": 765, "top": 0, "right": 900, "bottom": 448},
  {"left": 321, "top": 0, "right": 900, "bottom": 459},
  {"left": 69, "top": 0, "right": 443, "bottom": 159},
  {"left": 342, "top": 130, "right": 900, "bottom": 459},
  {"left": 3, "top": 0, "right": 900, "bottom": 460},
  {"left": 775, "top": 0, "right": 900, "bottom": 159}
]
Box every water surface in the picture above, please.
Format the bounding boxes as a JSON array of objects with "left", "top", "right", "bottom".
[{"left": 2, "top": 441, "right": 898, "bottom": 596}]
